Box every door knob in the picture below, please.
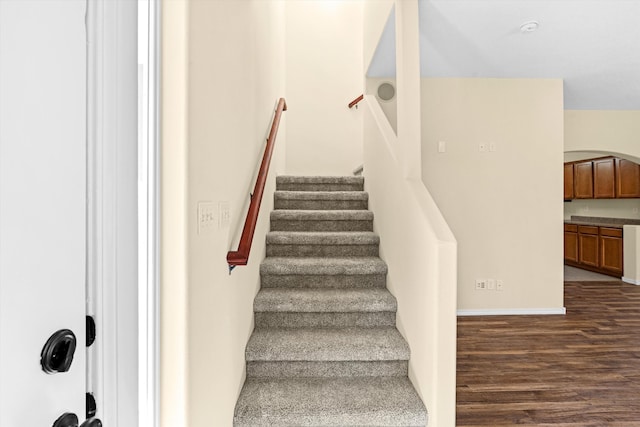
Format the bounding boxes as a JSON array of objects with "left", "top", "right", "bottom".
[
  {"left": 52, "top": 413, "right": 78, "bottom": 427},
  {"left": 41, "top": 329, "right": 77, "bottom": 374}
]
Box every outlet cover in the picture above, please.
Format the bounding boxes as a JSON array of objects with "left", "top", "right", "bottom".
[
  {"left": 478, "top": 143, "right": 487, "bottom": 152},
  {"left": 218, "top": 201, "right": 230, "bottom": 229},
  {"left": 496, "top": 280, "right": 504, "bottom": 291},
  {"left": 198, "top": 202, "right": 217, "bottom": 234}
]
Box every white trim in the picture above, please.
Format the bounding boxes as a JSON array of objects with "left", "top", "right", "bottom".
[
  {"left": 457, "top": 307, "right": 567, "bottom": 316},
  {"left": 138, "top": 1, "right": 160, "bottom": 426},
  {"left": 622, "top": 277, "right": 640, "bottom": 285}
]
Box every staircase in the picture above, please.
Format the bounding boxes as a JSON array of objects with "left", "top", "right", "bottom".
[{"left": 233, "top": 176, "right": 428, "bottom": 426}]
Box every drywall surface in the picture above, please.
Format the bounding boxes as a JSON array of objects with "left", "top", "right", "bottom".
[
  {"left": 564, "top": 199, "right": 640, "bottom": 221},
  {"left": 284, "top": 0, "right": 364, "bottom": 175},
  {"left": 422, "top": 78, "right": 565, "bottom": 312},
  {"left": 186, "top": 1, "right": 286, "bottom": 426},
  {"left": 565, "top": 110, "right": 640, "bottom": 164},
  {"left": 623, "top": 226, "right": 640, "bottom": 285},
  {"left": 364, "top": 0, "right": 394, "bottom": 73},
  {"left": 161, "top": 0, "right": 189, "bottom": 426},
  {"left": 364, "top": 97, "right": 457, "bottom": 427}
]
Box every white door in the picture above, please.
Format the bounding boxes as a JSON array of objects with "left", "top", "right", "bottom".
[{"left": 0, "top": 1, "right": 88, "bottom": 426}]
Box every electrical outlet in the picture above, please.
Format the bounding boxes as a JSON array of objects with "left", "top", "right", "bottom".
[
  {"left": 475, "top": 279, "right": 487, "bottom": 290},
  {"left": 496, "top": 280, "right": 504, "bottom": 291},
  {"left": 218, "top": 201, "right": 230, "bottom": 229},
  {"left": 487, "top": 279, "right": 496, "bottom": 290},
  {"left": 198, "top": 202, "right": 217, "bottom": 234}
]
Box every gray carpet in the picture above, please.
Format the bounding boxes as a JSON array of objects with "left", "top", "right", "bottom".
[{"left": 233, "top": 176, "right": 428, "bottom": 426}]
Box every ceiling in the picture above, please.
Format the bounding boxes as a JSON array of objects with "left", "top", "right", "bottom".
[{"left": 367, "top": 0, "right": 640, "bottom": 110}]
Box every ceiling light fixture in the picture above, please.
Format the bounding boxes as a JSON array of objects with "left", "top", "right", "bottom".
[{"left": 520, "top": 20, "right": 539, "bottom": 33}]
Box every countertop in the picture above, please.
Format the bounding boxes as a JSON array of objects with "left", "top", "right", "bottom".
[{"left": 564, "top": 216, "right": 640, "bottom": 229}]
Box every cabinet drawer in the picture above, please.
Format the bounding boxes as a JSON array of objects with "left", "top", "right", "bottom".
[
  {"left": 600, "top": 227, "right": 623, "bottom": 238},
  {"left": 578, "top": 225, "right": 599, "bottom": 235},
  {"left": 564, "top": 224, "right": 578, "bottom": 232}
]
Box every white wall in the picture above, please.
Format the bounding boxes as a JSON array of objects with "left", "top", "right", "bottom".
[
  {"left": 284, "top": 0, "right": 364, "bottom": 175},
  {"left": 422, "top": 78, "right": 565, "bottom": 313},
  {"left": 565, "top": 110, "right": 640, "bottom": 164},
  {"left": 186, "top": 1, "right": 287, "bottom": 426},
  {"left": 160, "top": 0, "right": 189, "bottom": 425}
]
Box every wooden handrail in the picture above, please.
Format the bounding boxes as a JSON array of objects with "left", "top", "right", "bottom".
[
  {"left": 227, "top": 98, "right": 287, "bottom": 271},
  {"left": 348, "top": 94, "right": 364, "bottom": 109}
]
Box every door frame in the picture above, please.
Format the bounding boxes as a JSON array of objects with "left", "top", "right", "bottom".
[
  {"left": 137, "top": 1, "right": 161, "bottom": 426},
  {"left": 87, "top": 1, "right": 160, "bottom": 426}
]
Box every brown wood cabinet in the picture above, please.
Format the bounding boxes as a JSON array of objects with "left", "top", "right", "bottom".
[
  {"left": 563, "top": 224, "right": 578, "bottom": 263},
  {"left": 564, "top": 222, "right": 623, "bottom": 278},
  {"left": 565, "top": 156, "right": 640, "bottom": 200},
  {"left": 593, "top": 158, "right": 616, "bottom": 198},
  {"left": 574, "top": 161, "right": 594, "bottom": 199},
  {"left": 578, "top": 225, "right": 599, "bottom": 267},
  {"left": 599, "top": 227, "right": 623, "bottom": 275},
  {"left": 564, "top": 163, "right": 574, "bottom": 200},
  {"left": 615, "top": 158, "right": 640, "bottom": 198}
]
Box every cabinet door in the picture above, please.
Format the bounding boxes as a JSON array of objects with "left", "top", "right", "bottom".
[
  {"left": 574, "top": 161, "right": 594, "bottom": 198},
  {"left": 599, "top": 228, "right": 623, "bottom": 275},
  {"left": 564, "top": 163, "right": 574, "bottom": 200},
  {"left": 593, "top": 158, "right": 616, "bottom": 198},
  {"left": 564, "top": 231, "right": 579, "bottom": 263},
  {"left": 578, "top": 227, "right": 599, "bottom": 267},
  {"left": 615, "top": 158, "right": 640, "bottom": 198}
]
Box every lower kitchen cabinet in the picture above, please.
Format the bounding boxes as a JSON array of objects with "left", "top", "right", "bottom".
[
  {"left": 564, "top": 223, "right": 623, "bottom": 278},
  {"left": 578, "top": 226, "right": 599, "bottom": 268},
  {"left": 599, "top": 227, "right": 623, "bottom": 275}
]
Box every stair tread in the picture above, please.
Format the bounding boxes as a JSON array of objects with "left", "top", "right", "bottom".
[
  {"left": 271, "top": 209, "right": 373, "bottom": 220},
  {"left": 266, "top": 231, "right": 379, "bottom": 245},
  {"left": 254, "top": 288, "right": 396, "bottom": 313},
  {"left": 246, "top": 327, "right": 409, "bottom": 361},
  {"left": 234, "top": 376, "right": 427, "bottom": 426},
  {"left": 277, "top": 176, "right": 364, "bottom": 184},
  {"left": 275, "top": 190, "right": 368, "bottom": 200},
  {"left": 261, "top": 257, "right": 387, "bottom": 275}
]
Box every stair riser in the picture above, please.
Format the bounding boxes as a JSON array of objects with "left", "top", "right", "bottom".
[
  {"left": 255, "top": 312, "right": 396, "bottom": 328},
  {"left": 277, "top": 183, "right": 364, "bottom": 192},
  {"left": 274, "top": 199, "right": 368, "bottom": 210},
  {"left": 271, "top": 219, "right": 373, "bottom": 232},
  {"left": 261, "top": 274, "right": 387, "bottom": 289},
  {"left": 266, "top": 243, "right": 378, "bottom": 258},
  {"left": 247, "top": 360, "right": 407, "bottom": 378}
]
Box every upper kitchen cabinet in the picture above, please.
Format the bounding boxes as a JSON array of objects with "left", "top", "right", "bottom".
[
  {"left": 564, "top": 156, "right": 640, "bottom": 200},
  {"left": 593, "top": 157, "right": 616, "bottom": 198},
  {"left": 573, "top": 160, "right": 594, "bottom": 199},
  {"left": 615, "top": 158, "right": 640, "bottom": 198},
  {"left": 564, "top": 163, "right": 574, "bottom": 200}
]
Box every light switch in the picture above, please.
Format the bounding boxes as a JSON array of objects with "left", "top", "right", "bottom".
[
  {"left": 438, "top": 141, "right": 446, "bottom": 153},
  {"left": 198, "top": 202, "right": 216, "bottom": 234}
]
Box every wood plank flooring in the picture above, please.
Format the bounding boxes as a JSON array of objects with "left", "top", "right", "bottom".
[{"left": 457, "top": 280, "right": 640, "bottom": 426}]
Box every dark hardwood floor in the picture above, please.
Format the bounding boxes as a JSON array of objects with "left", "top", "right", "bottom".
[{"left": 457, "top": 280, "right": 640, "bottom": 426}]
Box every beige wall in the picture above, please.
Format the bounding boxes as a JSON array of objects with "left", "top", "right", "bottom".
[
  {"left": 623, "top": 225, "right": 640, "bottom": 285},
  {"left": 422, "top": 78, "right": 565, "bottom": 313},
  {"left": 565, "top": 110, "right": 640, "bottom": 163},
  {"left": 187, "top": 1, "right": 286, "bottom": 426},
  {"left": 565, "top": 199, "right": 640, "bottom": 221},
  {"left": 161, "top": 0, "right": 189, "bottom": 425},
  {"left": 284, "top": 0, "right": 364, "bottom": 175}
]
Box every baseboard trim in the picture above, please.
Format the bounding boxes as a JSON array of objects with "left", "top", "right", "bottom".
[
  {"left": 457, "top": 307, "right": 567, "bottom": 316},
  {"left": 622, "top": 277, "right": 640, "bottom": 286}
]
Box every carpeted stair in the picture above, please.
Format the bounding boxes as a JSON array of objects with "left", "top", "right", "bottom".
[{"left": 233, "top": 176, "right": 428, "bottom": 426}]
